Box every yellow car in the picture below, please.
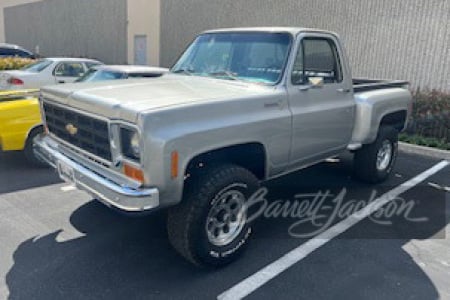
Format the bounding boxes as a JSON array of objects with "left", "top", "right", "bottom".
[{"left": 0, "top": 89, "right": 44, "bottom": 165}]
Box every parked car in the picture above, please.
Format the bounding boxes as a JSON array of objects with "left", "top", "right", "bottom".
[
  {"left": 0, "top": 43, "right": 37, "bottom": 59},
  {"left": 76, "top": 65, "right": 168, "bottom": 82},
  {"left": 0, "top": 89, "right": 42, "bottom": 164},
  {"left": 0, "top": 57, "right": 102, "bottom": 90},
  {"left": 0, "top": 64, "right": 165, "bottom": 165},
  {"left": 35, "top": 27, "right": 412, "bottom": 267}
]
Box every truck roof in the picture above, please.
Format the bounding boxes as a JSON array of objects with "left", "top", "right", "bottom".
[{"left": 202, "top": 27, "right": 339, "bottom": 37}]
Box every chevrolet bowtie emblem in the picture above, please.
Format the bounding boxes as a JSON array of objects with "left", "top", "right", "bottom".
[{"left": 65, "top": 123, "right": 78, "bottom": 136}]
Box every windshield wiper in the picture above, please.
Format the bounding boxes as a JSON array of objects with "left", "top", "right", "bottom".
[
  {"left": 172, "top": 68, "right": 195, "bottom": 76},
  {"left": 207, "top": 71, "right": 239, "bottom": 81}
]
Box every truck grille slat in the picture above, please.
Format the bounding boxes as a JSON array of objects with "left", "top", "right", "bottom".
[{"left": 43, "top": 102, "right": 112, "bottom": 161}]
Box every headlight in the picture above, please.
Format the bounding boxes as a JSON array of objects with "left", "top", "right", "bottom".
[{"left": 120, "top": 127, "right": 141, "bottom": 160}]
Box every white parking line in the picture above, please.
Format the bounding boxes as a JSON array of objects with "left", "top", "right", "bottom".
[
  {"left": 218, "top": 160, "right": 449, "bottom": 300},
  {"left": 61, "top": 185, "right": 76, "bottom": 192}
]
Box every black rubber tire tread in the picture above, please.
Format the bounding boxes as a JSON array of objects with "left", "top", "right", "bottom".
[
  {"left": 24, "top": 127, "right": 48, "bottom": 167},
  {"left": 353, "top": 126, "right": 398, "bottom": 184},
  {"left": 167, "top": 164, "right": 259, "bottom": 268}
]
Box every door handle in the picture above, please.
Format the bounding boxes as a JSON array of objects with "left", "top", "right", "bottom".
[
  {"left": 58, "top": 80, "right": 65, "bottom": 84},
  {"left": 264, "top": 100, "right": 284, "bottom": 109},
  {"left": 337, "top": 88, "right": 351, "bottom": 93},
  {"left": 298, "top": 85, "right": 310, "bottom": 92}
]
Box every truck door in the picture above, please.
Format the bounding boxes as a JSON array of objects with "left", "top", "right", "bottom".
[{"left": 287, "top": 33, "right": 355, "bottom": 168}]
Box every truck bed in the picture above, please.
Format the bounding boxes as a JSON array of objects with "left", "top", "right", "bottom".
[{"left": 353, "top": 78, "right": 409, "bottom": 93}]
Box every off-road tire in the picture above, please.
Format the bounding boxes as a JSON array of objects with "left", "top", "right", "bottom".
[
  {"left": 353, "top": 126, "right": 398, "bottom": 183},
  {"left": 167, "top": 164, "right": 260, "bottom": 268}
]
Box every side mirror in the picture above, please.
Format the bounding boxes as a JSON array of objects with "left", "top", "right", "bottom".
[
  {"left": 308, "top": 77, "right": 324, "bottom": 88},
  {"left": 298, "top": 76, "right": 324, "bottom": 91}
]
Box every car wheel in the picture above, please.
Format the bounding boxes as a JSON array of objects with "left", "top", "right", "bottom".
[
  {"left": 167, "top": 164, "right": 260, "bottom": 268},
  {"left": 353, "top": 126, "right": 398, "bottom": 183},
  {"left": 24, "top": 127, "right": 48, "bottom": 167}
]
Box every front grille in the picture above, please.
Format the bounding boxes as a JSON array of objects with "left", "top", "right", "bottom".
[{"left": 43, "top": 102, "right": 112, "bottom": 161}]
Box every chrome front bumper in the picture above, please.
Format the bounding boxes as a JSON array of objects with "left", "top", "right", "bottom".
[{"left": 33, "top": 135, "right": 160, "bottom": 213}]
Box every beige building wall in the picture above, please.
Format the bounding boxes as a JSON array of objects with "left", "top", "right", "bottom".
[
  {"left": 160, "top": 0, "right": 450, "bottom": 91},
  {"left": 127, "top": 0, "right": 160, "bottom": 66},
  {"left": 2, "top": 0, "right": 161, "bottom": 66},
  {"left": 0, "top": 0, "right": 42, "bottom": 43},
  {"left": 3, "top": 0, "right": 128, "bottom": 63}
]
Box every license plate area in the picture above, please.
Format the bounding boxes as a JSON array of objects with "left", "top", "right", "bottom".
[{"left": 57, "top": 160, "right": 75, "bottom": 184}]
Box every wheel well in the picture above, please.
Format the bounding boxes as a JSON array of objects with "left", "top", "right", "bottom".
[
  {"left": 26, "top": 125, "right": 44, "bottom": 142},
  {"left": 185, "top": 143, "right": 267, "bottom": 180},
  {"left": 380, "top": 111, "right": 407, "bottom": 131}
]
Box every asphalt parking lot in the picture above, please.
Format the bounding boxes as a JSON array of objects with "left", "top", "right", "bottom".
[{"left": 0, "top": 150, "right": 449, "bottom": 300}]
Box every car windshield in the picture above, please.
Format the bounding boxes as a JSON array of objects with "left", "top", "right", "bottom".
[
  {"left": 171, "top": 32, "right": 291, "bottom": 84},
  {"left": 76, "top": 69, "right": 126, "bottom": 82},
  {"left": 21, "top": 59, "right": 52, "bottom": 72}
]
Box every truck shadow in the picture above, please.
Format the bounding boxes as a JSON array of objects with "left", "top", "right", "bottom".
[
  {"left": 0, "top": 151, "right": 61, "bottom": 194},
  {"left": 4, "top": 155, "right": 445, "bottom": 299}
]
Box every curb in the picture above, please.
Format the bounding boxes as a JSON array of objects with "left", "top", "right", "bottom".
[{"left": 399, "top": 142, "right": 450, "bottom": 161}]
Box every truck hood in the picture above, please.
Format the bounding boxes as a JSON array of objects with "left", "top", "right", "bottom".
[{"left": 41, "top": 74, "right": 276, "bottom": 122}]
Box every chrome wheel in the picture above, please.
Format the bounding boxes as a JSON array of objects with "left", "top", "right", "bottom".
[
  {"left": 376, "top": 140, "right": 393, "bottom": 171},
  {"left": 206, "top": 189, "right": 247, "bottom": 246}
]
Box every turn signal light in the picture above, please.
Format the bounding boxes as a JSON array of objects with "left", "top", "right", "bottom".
[
  {"left": 123, "top": 163, "right": 144, "bottom": 183},
  {"left": 171, "top": 151, "right": 179, "bottom": 178}
]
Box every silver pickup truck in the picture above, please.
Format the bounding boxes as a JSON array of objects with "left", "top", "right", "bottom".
[{"left": 34, "top": 27, "right": 412, "bottom": 267}]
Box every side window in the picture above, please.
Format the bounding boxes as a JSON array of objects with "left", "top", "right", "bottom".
[
  {"left": 0, "top": 48, "right": 14, "bottom": 56},
  {"left": 15, "top": 49, "right": 31, "bottom": 58},
  {"left": 54, "top": 62, "right": 85, "bottom": 77},
  {"left": 291, "top": 37, "right": 343, "bottom": 85},
  {"left": 85, "top": 62, "right": 101, "bottom": 70},
  {"left": 0, "top": 48, "right": 31, "bottom": 58}
]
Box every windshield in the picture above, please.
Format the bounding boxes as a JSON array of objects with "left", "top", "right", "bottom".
[
  {"left": 21, "top": 59, "right": 52, "bottom": 72},
  {"left": 76, "top": 69, "right": 125, "bottom": 82},
  {"left": 171, "top": 32, "right": 291, "bottom": 84}
]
